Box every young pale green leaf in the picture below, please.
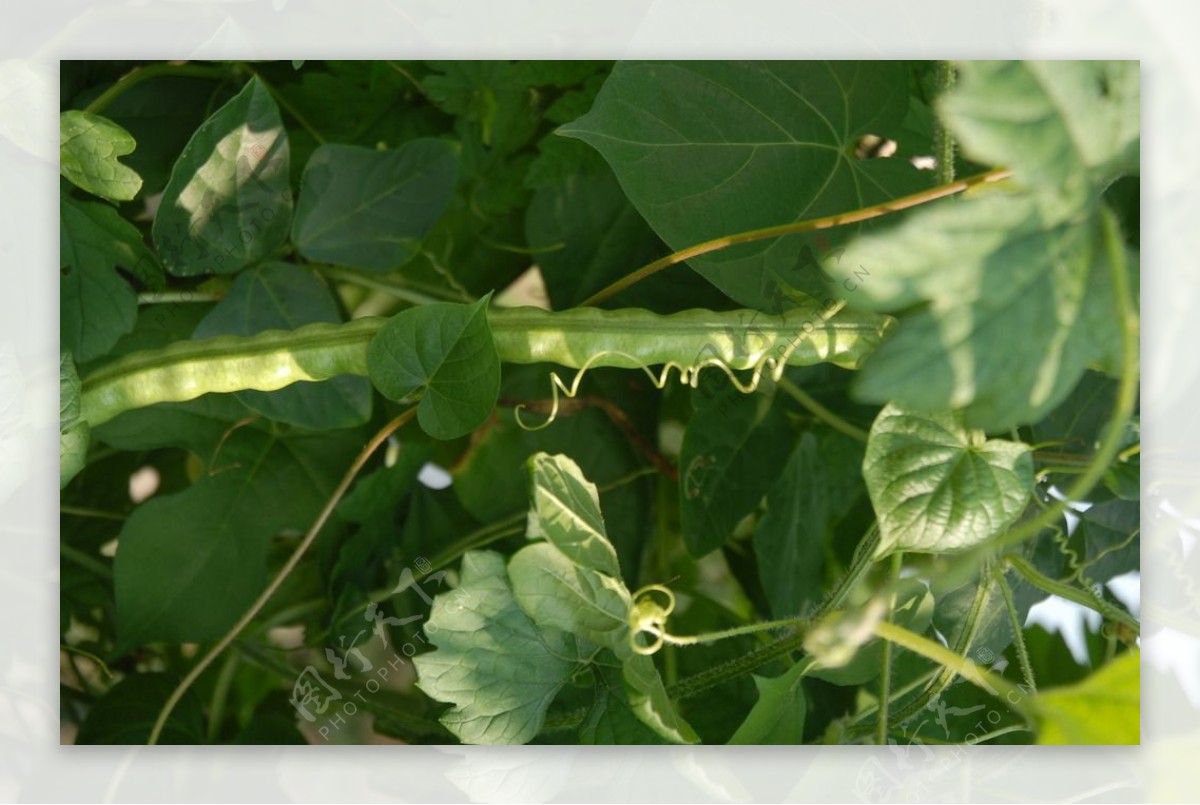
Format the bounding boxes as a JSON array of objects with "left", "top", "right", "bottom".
[
  {"left": 842, "top": 190, "right": 1124, "bottom": 431},
  {"left": 863, "top": 403, "right": 1034, "bottom": 556},
  {"left": 560, "top": 61, "right": 930, "bottom": 309},
  {"left": 60, "top": 111, "right": 143, "bottom": 201},
  {"left": 366, "top": 295, "right": 500, "bottom": 440},
  {"left": 60, "top": 197, "right": 161, "bottom": 363},
  {"left": 754, "top": 428, "right": 865, "bottom": 617},
  {"left": 941, "top": 61, "right": 1139, "bottom": 198},
  {"left": 1035, "top": 650, "right": 1139, "bottom": 744},
  {"left": 508, "top": 542, "right": 631, "bottom": 656},
  {"left": 452, "top": 401, "right": 652, "bottom": 580},
  {"left": 727, "top": 660, "right": 807, "bottom": 744},
  {"left": 680, "top": 381, "right": 791, "bottom": 556},
  {"left": 114, "top": 429, "right": 355, "bottom": 648},
  {"left": 193, "top": 262, "right": 372, "bottom": 430},
  {"left": 60, "top": 352, "right": 89, "bottom": 489},
  {"left": 291, "top": 140, "right": 459, "bottom": 271},
  {"left": 413, "top": 550, "right": 583, "bottom": 745},
  {"left": 153, "top": 77, "right": 292, "bottom": 276},
  {"left": 526, "top": 452, "right": 620, "bottom": 577},
  {"left": 509, "top": 452, "right": 697, "bottom": 743}
]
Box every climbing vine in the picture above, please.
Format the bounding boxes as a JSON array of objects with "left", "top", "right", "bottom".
[{"left": 60, "top": 59, "right": 1140, "bottom": 746}]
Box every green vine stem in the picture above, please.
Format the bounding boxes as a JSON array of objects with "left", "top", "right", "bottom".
[
  {"left": 84, "top": 62, "right": 234, "bottom": 115},
  {"left": 146, "top": 407, "right": 417, "bottom": 745},
  {"left": 995, "top": 565, "right": 1038, "bottom": 692},
  {"left": 876, "top": 551, "right": 903, "bottom": 745},
  {"left": 872, "top": 620, "right": 1032, "bottom": 724},
  {"left": 579, "top": 167, "right": 1011, "bottom": 306},
  {"left": 778, "top": 376, "right": 869, "bottom": 442},
  {"left": 1006, "top": 553, "right": 1139, "bottom": 634},
  {"left": 852, "top": 563, "right": 993, "bottom": 739}
]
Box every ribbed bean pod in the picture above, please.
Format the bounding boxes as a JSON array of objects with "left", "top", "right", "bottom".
[{"left": 79, "top": 304, "right": 892, "bottom": 428}]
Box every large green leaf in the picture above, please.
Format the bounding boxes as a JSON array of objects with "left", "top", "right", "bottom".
[
  {"left": 560, "top": 61, "right": 930, "bottom": 309},
  {"left": 680, "top": 380, "right": 791, "bottom": 556},
  {"left": 863, "top": 403, "right": 1034, "bottom": 556},
  {"left": 839, "top": 60, "right": 1139, "bottom": 430},
  {"left": 192, "top": 262, "right": 372, "bottom": 430},
  {"left": 290, "top": 140, "right": 459, "bottom": 271},
  {"left": 940, "top": 61, "right": 1139, "bottom": 199},
  {"left": 412, "top": 550, "right": 582, "bottom": 745},
  {"left": 754, "top": 427, "right": 865, "bottom": 617},
  {"left": 153, "top": 77, "right": 292, "bottom": 276},
  {"left": 101, "top": 75, "right": 229, "bottom": 197},
  {"left": 840, "top": 191, "right": 1125, "bottom": 430},
  {"left": 1035, "top": 650, "right": 1139, "bottom": 744},
  {"left": 366, "top": 295, "right": 500, "bottom": 440},
  {"left": 60, "top": 111, "right": 143, "bottom": 201},
  {"left": 728, "top": 660, "right": 807, "bottom": 744},
  {"left": 60, "top": 197, "right": 161, "bottom": 363},
  {"left": 114, "top": 429, "right": 354, "bottom": 648},
  {"left": 525, "top": 169, "right": 733, "bottom": 312}
]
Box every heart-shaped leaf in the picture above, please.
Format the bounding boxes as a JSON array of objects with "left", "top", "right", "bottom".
[
  {"left": 366, "top": 295, "right": 499, "bottom": 440},
  {"left": 863, "top": 403, "right": 1034, "bottom": 556},
  {"left": 560, "top": 61, "right": 931, "bottom": 309}
]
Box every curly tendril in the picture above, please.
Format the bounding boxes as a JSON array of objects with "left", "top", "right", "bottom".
[{"left": 515, "top": 300, "right": 849, "bottom": 431}]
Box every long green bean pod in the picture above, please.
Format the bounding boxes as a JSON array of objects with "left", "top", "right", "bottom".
[{"left": 79, "top": 303, "right": 892, "bottom": 428}]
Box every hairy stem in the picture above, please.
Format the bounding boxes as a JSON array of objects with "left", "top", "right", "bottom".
[
  {"left": 146, "top": 407, "right": 417, "bottom": 745},
  {"left": 1006, "top": 553, "right": 1139, "bottom": 634},
  {"left": 873, "top": 620, "right": 1030, "bottom": 723},
  {"left": 995, "top": 565, "right": 1037, "bottom": 692},
  {"left": 932, "top": 61, "right": 957, "bottom": 185},
  {"left": 876, "top": 552, "right": 903, "bottom": 745}
]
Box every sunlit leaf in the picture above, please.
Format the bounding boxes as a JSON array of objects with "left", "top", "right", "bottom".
[
  {"left": 863, "top": 403, "right": 1034, "bottom": 555},
  {"left": 153, "top": 77, "right": 292, "bottom": 276},
  {"left": 60, "top": 110, "right": 143, "bottom": 201}
]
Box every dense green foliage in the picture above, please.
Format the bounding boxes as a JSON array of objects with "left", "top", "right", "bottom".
[{"left": 60, "top": 60, "right": 1139, "bottom": 746}]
